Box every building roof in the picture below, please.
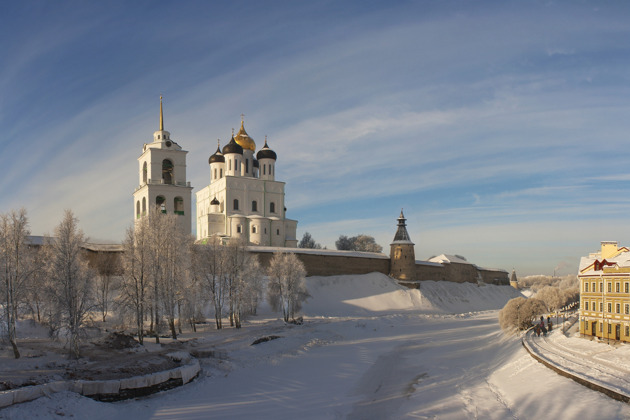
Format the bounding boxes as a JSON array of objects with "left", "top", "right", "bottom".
[
  {"left": 391, "top": 209, "right": 414, "bottom": 245},
  {"left": 234, "top": 119, "right": 256, "bottom": 152},
  {"left": 256, "top": 138, "right": 277, "bottom": 161}
]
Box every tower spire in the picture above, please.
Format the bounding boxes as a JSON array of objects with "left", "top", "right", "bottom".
[{"left": 159, "top": 96, "right": 164, "bottom": 131}]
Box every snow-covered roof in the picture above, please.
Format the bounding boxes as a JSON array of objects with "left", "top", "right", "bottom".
[
  {"left": 580, "top": 248, "right": 630, "bottom": 273},
  {"left": 428, "top": 254, "right": 471, "bottom": 265}
]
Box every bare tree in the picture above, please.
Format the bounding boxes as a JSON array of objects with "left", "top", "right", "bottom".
[
  {"left": 119, "top": 220, "right": 150, "bottom": 344},
  {"left": 224, "top": 239, "right": 262, "bottom": 328},
  {"left": 192, "top": 237, "right": 228, "bottom": 329},
  {"left": 93, "top": 251, "right": 119, "bottom": 322},
  {"left": 267, "top": 251, "right": 308, "bottom": 322},
  {"left": 298, "top": 232, "right": 321, "bottom": 249},
  {"left": 44, "top": 210, "right": 94, "bottom": 358},
  {"left": 0, "top": 208, "right": 31, "bottom": 359}
]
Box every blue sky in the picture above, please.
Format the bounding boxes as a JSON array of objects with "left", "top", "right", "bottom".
[{"left": 2, "top": 1, "right": 630, "bottom": 276}]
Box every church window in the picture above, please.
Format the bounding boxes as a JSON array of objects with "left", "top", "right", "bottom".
[
  {"left": 252, "top": 225, "right": 257, "bottom": 234},
  {"left": 252, "top": 201, "right": 258, "bottom": 212},
  {"left": 220, "top": 169, "right": 223, "bottom": 178},
  {"left": 276, "top": 229, "right": 280, "bottom": 235},
  {"left": 156, "top": 195, "right": 166, "bottom": 213},
  {"left": 142, "top": 197, "right": 146, "bottom": 214},
  {"left": 264, "top": 228, "right": 267, "bottom": 234},
  {"left": 213, "top": 168, "right": 217, "bottom": 180},
  {"left": 237, "top": 225, "right": 242, "bottom": 234},
  {"left": 162, "top": 159, "right": 174, "bottom": 184},
  {"left": 142, "top": 162, "right": 147, "bottom": 184},
  {"left": 236, "top": 159, "right": 238, "bottom": 170},
  {"left": 136, "top": 201, "right": 140, "bottom": 218},
  {"left": 263, "top": 165, "right": 266, "bottom": 175},
  {"left": 174, "top": 197, "right": 184, "bottom": 215},
  {"left": 270, "top": 202, "right": 275, "bottom": 213},
  {"left": 246, "top": 159, "right": 249, "bottom": 173},
  {"left": 234, "top": 199, "right": 239, "bottom": 211}
]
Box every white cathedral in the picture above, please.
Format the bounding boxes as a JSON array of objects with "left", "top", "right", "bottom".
[
  {"left": 133, "top": 98, "right": 298, "bottom": 247},
  {"left": 195, "top": 118, "right": 298, "bottom": 247}
]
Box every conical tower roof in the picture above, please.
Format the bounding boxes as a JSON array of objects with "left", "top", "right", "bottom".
[{"left": 391, "top": 209, "right": 414, "bottom": 244}]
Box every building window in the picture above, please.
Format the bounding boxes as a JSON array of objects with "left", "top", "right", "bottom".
[
  {"left": 220, "top": 169, "right": 223, "bottom": 178},
  {"left": 270, "top": 202, "right": 275, "bottom": 213},
  {"left": 142, "top": 197, "right": 146, "bottom": 214},
  {"left": 600, "top": 302, "right": 604, "bottom": 312},
  {"left": 585, "top": 301, "right": 589, "bottom": 310},
  {"left": 617, "top": 303, "right": 621, "bottom": 313},
  {"left": 252, "top": 201, "right": 258, "bottom": 212},
  {"left": 584, "top": 283, "right": 589, "bottom": 292},
  {"left": 234, "top": 199, "right": 239, "bottom": 210},
  {"left": 143, "top": 162, "right": 147, "bottom": 184},
  {"left": 600, "top": 322, "right": 603, "bottom": 332},
  {"left": 156, "top": 195, "right": 166, "bottom": 213},
  {"left": 252, "top": 226, "right": 257, "bottom": 234},
  {"left": 592, "top": 282, "right": 596, "bottom": 292},
  {"left": 263, "top": 165, "right": 266, "bottom": 175},
  {"left": 246, "top": 159, "right": 249, "bottom": 173},
  {"left": 626, "top": 326, "right": 629, "bottom": 336},
  {"left": 600, "top": 282, "right": 604, "bottom": 292},
  {"left": 608, "top": 324, "right": 612, "bottom": 334},
  {"left": 608, "top": 282, "right": 612, "bottom": 293},
  {"left": 162, "top": 159, "right": 173, "bottom": 184},
  {"left": 276, "top": 229, "right": 280, "bottom": 235},
  {"left": 237, "top": 225, "right": 242, "bottom": 234},
  {"left": 136, "top": 201, "right": 140, "bottom": 217},
  {"left": 626, "top": 304, "right": 629, "bottom": 315},
  {"left": 608, "top": 303, "right": 612, "bottom": 313},
  {"left": 174, "top": 197, "right": 184, "bottom": 215},
  {"left": 616, "top": 283, "right": 620, "bottom": 293},
  {"left": 626, "top": 283, "right": 629, "bottom": 293},
  {"left": 264, "top": 228, "right": 267, "bottom": 234},
  {"left": 214, "top": 168, "right": 217, "bottom": 180}
]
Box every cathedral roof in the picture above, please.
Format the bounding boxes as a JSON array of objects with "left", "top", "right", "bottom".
[
  {"left": 234, "top": 119, "right": 256, "bottom": 152},
  {"left": 209, "top": 142, "right": 225, "bottom": 164},
  {"left": 222, "top": 135, "right": 243, "bottom": 155},
  {"left": 256, "top": 138, "right": 277, "bottom": 161}
]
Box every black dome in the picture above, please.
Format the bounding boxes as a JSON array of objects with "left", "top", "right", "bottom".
[
  {"left": 210, "top": 197, "right": 220, "bottom": 205},
  {"left": 208, "top": 145, "right": 225, "bottom": 164},
  {"left": 222, "top": 136, "right": 243, "bottom": 155},
  {"left": 256, "top": 140, "right": 276, "bottom": 160}
]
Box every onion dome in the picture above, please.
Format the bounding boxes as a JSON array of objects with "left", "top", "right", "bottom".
[
  {"left": 234, "top": 119, "right": 256, "bottom": 152},
  {"left": 256, "top": 138, "right": 277, "bottom": 160},
  {"left": 210, "top": 197, "right": 220, "bottom": 206},
  {"left": 208, "top": 141, "right": 225, "bottom": 164},
  {"left": 222, "top": 135, "right": 243, "bottom": 155}
]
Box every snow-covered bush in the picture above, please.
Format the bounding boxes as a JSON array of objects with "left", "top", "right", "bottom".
[{"left": 499, "top": 297, "right": 547, "bottom": 332}]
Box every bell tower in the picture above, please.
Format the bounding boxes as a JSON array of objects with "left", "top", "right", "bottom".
[
  {"left": 133, "top": 97, "right": 192, "bottom": 234},
  {"left": 390, "top": 210, "right": 416, "bottom": 282}
]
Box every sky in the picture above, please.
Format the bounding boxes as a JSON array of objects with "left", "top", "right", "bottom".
[{"left": 2, "top": 1, "right": 630, "bottom": 276}]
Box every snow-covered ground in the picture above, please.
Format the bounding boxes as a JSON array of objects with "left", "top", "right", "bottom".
[{"left": 2, "top": 273, "right": 630, "bottom": 419}]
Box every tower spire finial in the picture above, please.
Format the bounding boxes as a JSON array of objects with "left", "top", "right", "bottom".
[{"left": 159, "top": 96, "right": 164, "bottom": 131}]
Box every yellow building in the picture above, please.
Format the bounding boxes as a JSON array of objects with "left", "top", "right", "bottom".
[{"left": 579, "top": 241, "right": 630, "bottom": 342}]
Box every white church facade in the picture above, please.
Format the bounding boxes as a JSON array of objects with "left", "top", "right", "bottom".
[
  {"left": 195, "top": 119, "right": 298, "bottom": 246},
  {"left": 133, "top": 97, "right": 193, "bottom": 234}
]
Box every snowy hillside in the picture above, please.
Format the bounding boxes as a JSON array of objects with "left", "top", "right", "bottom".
[
  {"left": 303, "top": 272, "right": 522, "bottom": 316},
  {"left": 3, "top": 274, "right": 629, "bottom": 419}
]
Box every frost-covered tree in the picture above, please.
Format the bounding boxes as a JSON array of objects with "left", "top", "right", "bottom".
[
  {"left": 192, "top": 237, "right": 228, "bottom": 329},
  {"left": 225, "top": 239, "right": 262, "bottom": 328},
  {"left": 93, "top": 251, "right": 119, "bottom": 322},
  {"left": 119, "top": 220, "right": 150, "bottom": 344},
  {"left": 499, "top": 297, "right": 547, "bottom": 332},
  {"left": 0, "top": 208, "right": 31, "bottom": 359},
  {"left": 44, "top": 210, "right": 94, "bottom": 358},
  {"left": 267, "top": 252, "right": 308, "bottom": 322},
  {"left": 335, "top": 234, "right": 382, "bottom": 253},
  {"left": 534, "top": 286, "right": 563, "bottom": 312},
  {"left": 298, "top": 232, "right": 321, "bottom": 249}
]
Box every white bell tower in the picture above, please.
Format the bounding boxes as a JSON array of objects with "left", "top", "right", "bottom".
[{"left": 133, "top": 97, "right": 192, "bottom": 235}]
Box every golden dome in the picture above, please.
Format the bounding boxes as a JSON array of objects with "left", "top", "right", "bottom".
[{"left": 234, "top": 119, "right": 256, "bottom": 152}]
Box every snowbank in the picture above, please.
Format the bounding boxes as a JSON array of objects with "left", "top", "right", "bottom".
[{"left": 302, "top": 272, "right": 523, "bottom": 317}]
